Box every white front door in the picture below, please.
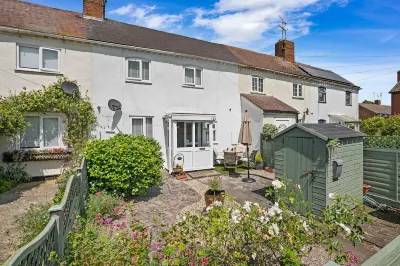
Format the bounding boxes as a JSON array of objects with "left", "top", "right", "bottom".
[
  {"left": 175, "top": 121, "right": 213, "bottom": 171},
  {"left": 274, "top": 119, "right": 290, "bottom": 132}
]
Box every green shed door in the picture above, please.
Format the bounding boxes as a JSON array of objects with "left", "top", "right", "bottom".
[{"left": 284, "top": 137, "right": 314, "bottom": 211}]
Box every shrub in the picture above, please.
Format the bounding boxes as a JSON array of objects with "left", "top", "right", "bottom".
[
  {"left": 0, "top": 179, "right": 15, "bottom": 193},
  {"left": 85, "top": 134, "right": 164, "bottom": 196},
  {"left": 17, "top": 203, "right": 51, "bottom": 246},
  {"left": 361, "top": 115, "right": 400, "bottom": 136},
  {"left": 0, "top": 155, "right": 30, "bottom": 193},
  {"left": 262, "top": 123, "right": 278, "bottom": 136},
  {"left": 255, "top": 151, "right": 263, "bottom": 163},
  {"left": 85, "top": 192, "right": 120, "bottom": 220}
]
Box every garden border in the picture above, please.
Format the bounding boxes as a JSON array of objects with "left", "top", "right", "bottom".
[{"left": 4, "top": 158, "right": 87, "bottom": 266}]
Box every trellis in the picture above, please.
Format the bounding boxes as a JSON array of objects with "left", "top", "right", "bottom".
[{"left": 364, "top": 136, "right": 400, "bottom": 149}]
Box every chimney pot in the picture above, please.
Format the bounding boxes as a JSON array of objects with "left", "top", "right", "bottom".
[
  {"left": 275, "top": 40, "right": 295, "bottom": 63},
  {"left": 397, "top": 70, "right": 400, "bottom": 83},
  {"left": 375, "top": 100, "right": 381, "bottom": 105},
  {"left": 83, "top": 0, "right": 106, "bottom": 20}
]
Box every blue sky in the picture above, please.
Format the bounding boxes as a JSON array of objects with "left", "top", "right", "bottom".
[{"left": 25, "top": 0, "right": 400, "bottom": 104}]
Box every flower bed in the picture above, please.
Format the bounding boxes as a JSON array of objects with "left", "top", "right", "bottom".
[{"left": 2, "top": 148, "right": 72, "bottom": 163}]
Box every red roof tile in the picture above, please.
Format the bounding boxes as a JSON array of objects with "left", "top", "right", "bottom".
[{"left": 241, "top": 94, "right": 299, "bottom": 114}]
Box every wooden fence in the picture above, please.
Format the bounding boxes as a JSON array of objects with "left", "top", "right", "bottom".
[
  {"left": 260, "top": 134, "right": 274, "bottom": 168},
  {"left": 364, "top": 136, "right": 400, "bottom": 208},
  {"left": 4, "top": 159, "right": 88, "bottom": 266}
]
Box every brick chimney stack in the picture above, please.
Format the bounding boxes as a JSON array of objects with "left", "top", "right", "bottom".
[
  {"left": 83, "top": 0, "right": 106, "bottom": 20},
  {"left": 397, "top": 70, "right": 400, "bottom": 83},
  {"left": 275, "top": 40, "right": 295, "bottom": 63},
  {"left": 374, "top": 100, "right": 381, "bottom": 105}
]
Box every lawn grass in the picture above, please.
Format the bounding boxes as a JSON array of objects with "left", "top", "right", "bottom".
[{"left": 214, "top": 164, "right": 250, "bottom": 175}]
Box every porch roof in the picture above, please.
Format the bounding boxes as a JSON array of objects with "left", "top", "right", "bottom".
[
  {"left": 241, "top": 94, "right": 299, "bottom": 114},
  {"left": 164, "top": 112, "right": 216, "bottom": 121},
  {"left": 328, "top": 114, "right": 360, "bottom": 123}
]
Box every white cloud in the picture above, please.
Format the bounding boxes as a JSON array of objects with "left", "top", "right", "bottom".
[{"left": 108, "top": 4, "right": 182, "bottom": 31}]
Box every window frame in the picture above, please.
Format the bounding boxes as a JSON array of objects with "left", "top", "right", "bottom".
[
  {"left": 251, "top": 76, "right": 264, "bottom": 93},
  {"left": 19, "top": 115, "right": 62, "bottom": 150},
  {"left": 293, "top": 84, "right": 304, "bottom": 98},
  {"left": 318, "top": 87, "right": 327, "bottom": 103},
  {"left": 130, "top": 116, "right": 153, "bottom": 137},
  {"left": 345, "top": 91, "right": 352, "bottom": 106},
  {"left": 183, "top": 66, "right": 203, "bottom": 88},
  {"left": 16, "top": 44, "right": 61, "bottom": 73},
  {"left": 125, "top": 58, "right": 151, "bottom": 83}
]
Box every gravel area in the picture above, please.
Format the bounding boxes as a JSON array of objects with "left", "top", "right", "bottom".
[{"left": 0, "top": 180, "right": 58, "bottom": 263}]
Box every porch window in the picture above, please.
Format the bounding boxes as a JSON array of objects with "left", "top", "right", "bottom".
[
  {"left": 318, "top": 87, "right": 326, "bottom": 103},
  {"left": 131, "top": 117, "right": 153, "bottom": 137},
  {"left": 251, "top": 76, "right": 264, "bottom": 93},
  {"left": 177, "top": 122, "right": 210, "bottom": 148},
  {"left": 293, "top": 84, "right": 303, "bottom": 98},
  {"left": 346, "top": 91, "right": 352, "bottom": 106},
  {"left": 126, "top": 59, "right": 151, "bottom": 82},
  {"left": 20, "top": 115, "right": 60, "bottom": 149},
  {"left": 18, "top": 45, "right": 60, "bottom": 72},
  {"left": 184, "top": 67, "right": 202, "bottom": 87}
]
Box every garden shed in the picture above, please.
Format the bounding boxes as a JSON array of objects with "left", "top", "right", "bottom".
[{"left": 273, "top": 123, "right": 366, "bottom": 214}]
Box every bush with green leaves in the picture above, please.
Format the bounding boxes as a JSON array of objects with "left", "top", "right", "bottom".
[
  {"left": 262, "top": 123, "right": 278, "bottom": 137},
  {"left": 17, "top": 203, "right": 51, "bottom": 246},
  {"left": 85, "top": 134, "right": 164, "bottom": 196},
  {"left": 255, "top": 151, "right": 263, "bottom": 163},
  {"left": 155, "top": 177, "right": 371, "bottom": 265},
  {"left": 361, "top": 115, "right": 400, "bottom": 136},
  {"left": 0, "top": 154, "right": 30, "bottom": 193}
]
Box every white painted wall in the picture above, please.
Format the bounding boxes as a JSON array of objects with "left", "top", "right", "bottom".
[
  {"left": 240, "top": 97, "right": 263, "bottom": 151},
  {"left": 91, "top": 45, "right": 241, "bottom": 168},
  {"left": 238, "top": 68, "right": 359, "bottom": 123},
  {"left": 0, "top": 33, "right": 93, "bottom": 176},
  {"left": 263, "top": 113, "right": 297, "bottom": 130}
]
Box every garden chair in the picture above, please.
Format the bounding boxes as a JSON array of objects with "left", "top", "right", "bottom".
[
  {"left": 240, "top": 149, "right": 259, "bottom": 167},
  {"left": 223, "top": 151, "right": 238, "bottom": 171}
]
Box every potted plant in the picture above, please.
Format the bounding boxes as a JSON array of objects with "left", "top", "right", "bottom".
[
  {"left": 173, "top": 163, "right": 183, "bottom": 174},
  {"left": 363, "top": 184, "right": 372, "bottom": 194},
  {"left": 204, "top": 177, "right": 225, "bottom": 207},
  {"left": 255, "top": 152, "right": 263, "bottom": 170}
]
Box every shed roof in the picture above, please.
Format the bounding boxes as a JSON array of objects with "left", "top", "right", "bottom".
[{"left": 273, "top": 123, "right": 367, "bottom": 141}]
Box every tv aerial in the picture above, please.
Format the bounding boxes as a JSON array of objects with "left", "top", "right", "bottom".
[
  {"left": 61, "top": 81, "right": 78, "bottom": 96},
  {"left": 108, "top": 99, "right": 122, "bottom": 111},
  {"left": 278, "top": 15, "right": 287, "bottom": 40}
]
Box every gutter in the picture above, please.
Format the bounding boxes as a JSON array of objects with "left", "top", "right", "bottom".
[{"left": 0, "top": 26, "right": 360, "bottom": 90}]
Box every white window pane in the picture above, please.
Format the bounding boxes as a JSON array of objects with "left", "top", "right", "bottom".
[
  {"left": 128, "top": 61, "right": 140, "bottom": 79},
  {"left": 185, "top": 68, "right": 194, "bottom": 84},
  {"left": 142, "top": 62, "right": 150, "bottom": 81},
  {"left": 252, "top": 77, "right": 258, "bottom": 91},
  {"left": 195, "top": 69, "right": 202, "bottom": 86},
  {"left": 42, "top": 49, "right": 59, "bottom": 70},
  {"left": 177, "top": 122, "right": 185, "bottom": 148},
  {"left": 299, "top": 85, "right": 303, "bottom": 97},
  {"left": 146, "top": 118, "right": 153, "bottom": 137},
  {"left": 43, "top": 118, "right": 59, "bottom": 147},
  {"left": 20, "top": 116, "right": 40, "bottom": 148},
  {"left": 19, "top": 46, "right": 39, "bottom": 69},
  {"left": 132, "top": 119, "right": 143, "bottom": 136},
  {"left": 259, "top": 78, "right": 263, "bottom": 92},
  {"left": 186, "top": 122, "right": 193, "bottom": 146}
]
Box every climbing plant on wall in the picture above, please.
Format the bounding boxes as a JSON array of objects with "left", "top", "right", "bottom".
[{"left": 0, "top": 77, "right": 96, "bottom": 158}]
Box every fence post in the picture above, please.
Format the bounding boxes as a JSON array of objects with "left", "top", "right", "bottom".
[
  {"left": 49, "top": 206, "right": 64, "bottom": 261},
  {"left": 397, "top": 152, "right": 399, "bottom": 202}
]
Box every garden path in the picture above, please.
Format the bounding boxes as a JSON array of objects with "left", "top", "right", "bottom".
[{"left": 0, "top": 179, "right": 57, "bottom": 263}]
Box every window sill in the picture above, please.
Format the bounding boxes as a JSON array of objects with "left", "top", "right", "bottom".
[
  {"left": 292, "top": 97, "right": 304, "bottom": 100},
  {"left": 125, "top": 79, "right": 152, "bottom": 85},
  {"left": 15, "top": 68, "right": 62, "bottom": 75},
  {"left": 318, "top": 102, "right": 327, "bottom": 104},
  {"left": 250, "top": 91, "right": 265, "bottom": 95},
  {"left": 346, "top": 104, "right": 352, "bottom": 107},
  {"left": 183, "top": 84, "right": 204, "bottom": 89}
]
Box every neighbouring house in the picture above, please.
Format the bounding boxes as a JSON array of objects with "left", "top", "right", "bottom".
[
  {"left": 389, "top": 71, "right": 400, "bottom": 115},
  {"left": 0, "top": 0, "right": 361, "bottom": 175},
  {"left": 359, "top": 100, "right": 392, "bottom": 120}
]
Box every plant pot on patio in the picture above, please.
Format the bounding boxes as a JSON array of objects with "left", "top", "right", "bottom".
[
  {"left": 175, "top": 172, "right": 188, "bottom": 180},
  {"left": 204, "top": 177, "right": 225, "bottom": 207},
  {"left": 255, "top": 152, "right": 263, "bottom": 170},
  {"left": 256, "top": 163, "right": 264, "bottom": 170},
  {"left": 363, "top": 184, "right": 372, "bottom": 194}
]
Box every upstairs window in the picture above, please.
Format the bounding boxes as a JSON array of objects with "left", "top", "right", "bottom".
[
  {"left": 20, "top": 115, "right": 61, "bottom": 149},
  {"left": 17, "top": 45, "right": 60, "bottom": 72},
  {"left": 318, "top": 87, "right": 326, "bottom": 103},
  {"left": 184, "top": 67, "right": 202, "bottom": 87},
  {"left": 293, "top": 84, "right": 303, "bottom": 98},
  {"left": 126, "top": 59, "right": 151, "bottom": 82},
  {"left": 252, "top": 76, "right": 264, "bottom": 93},
  {"left": 131, "top": 117, "right": 153, "bottom": 137},
  {"left": 346, "top": 91, "right": 352, "bottom": 106}
]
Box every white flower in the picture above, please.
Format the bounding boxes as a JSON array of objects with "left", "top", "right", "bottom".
[
  {"left": 182, "top": 215, "right": 186, "bottom": 221},
  {"left": 253, "top": 202, "right": 260, "bottom": 207},
  {"left": 338, "top": 223, "right": 351, "bottom": 236},
  {"left": 328, "top": 193, "right": 336, "bottom": 199},
  {"left": 258, "top": 215, "right": 270, "bottom": 224},
  {"left": 272, "top": 223, "right": 280, "bottom": 235},
  {"left": 206, "top": 206, "right": 213, "bottom": 212},
  {"left": 252, "top": 253, "right": 257, "bottom": 260},
  {"left": 213, "top": 201, "right": 222, "bottom": 207},
  {"left": 272, "top": 180, "right": 284, "bottom": 190},
  {"left": 231, "top": 209, "right": 241, "bottom": 224},
  {"left": 302, "top": 221, "right": 309, "bottom": 231},
  {"left": 267, "top": 202, "right": 283, "bottom": 217},
  {"left": 243, "top": 201, "right": 252, "bottom": 212}
]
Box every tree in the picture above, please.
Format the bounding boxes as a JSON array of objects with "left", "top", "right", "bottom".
[
  {"left": 361, "top": 115, "right": 400, "bottom": 136},
  {"left": 362, "top": 100, "right": 375, "bottom": 104}
]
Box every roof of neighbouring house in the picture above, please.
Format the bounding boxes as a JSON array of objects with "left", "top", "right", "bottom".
[
  {"left": 274, "top": 123, "right": 367, "bottom": 140},
  {"left": 241, "top": 94, "right": 299, "bottom": 114},
  {"left": 359, "top": 103, "right": 392, "bottom": 115},
  {"left": 389, "top": 82, "right": 400, "bottom": 93},
  {"left": 0, "top": 0, "right": 358, "bottom": 89}
]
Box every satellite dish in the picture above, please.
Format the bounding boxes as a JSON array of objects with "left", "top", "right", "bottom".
[
  {"left": 108, "top": 99, "right": 122, "bottom": 111},
  {"left": 61, "top": 82, "right": 78, "bottom": 95}
]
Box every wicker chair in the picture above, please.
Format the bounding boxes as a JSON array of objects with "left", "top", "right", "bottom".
[
  {"left": 223, "top": 151, "right": 238, "bottom": 171},
  {"left": 240, "top": 149, "right": 259, "bottom": 166}
]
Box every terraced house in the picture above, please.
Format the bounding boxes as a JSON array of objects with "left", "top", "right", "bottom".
[{"left": 0, "top": 0, "right": 360, "bottom": 175}]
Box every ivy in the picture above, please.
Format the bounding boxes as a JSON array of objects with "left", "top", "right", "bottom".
[{"left": 0, "top": 77, "right": 96, "bottom": 158}]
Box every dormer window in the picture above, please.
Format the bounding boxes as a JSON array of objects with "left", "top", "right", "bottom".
[
  {"left": 184, "top": 67, "right": 202, "bottom": 87},
  {"left": 252, "top": 76, "right": 264, "bottom": 93}
]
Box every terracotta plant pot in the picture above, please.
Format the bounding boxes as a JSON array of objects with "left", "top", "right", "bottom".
[
  {"left": 363, "top": 184, "right": 372, "bottom": 194},
  {"left": 173, "top": 168, "right": 183, "bottom": 174},
  {"left": 175, "top": 172, "right": 188, "bottom": 180},
  {"left": 204, "top": 189, "right": 225, "bottom": 207}
]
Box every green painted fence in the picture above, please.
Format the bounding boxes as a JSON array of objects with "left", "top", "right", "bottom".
[
  {"left": 363, "top": 137, "right": 400, "bottom": 208},
  {"left": 4, "top": 159, "right": 88, "bottom": 266},
  {"left": 260, "top": 134, "right": 274, "bottom": 168}
]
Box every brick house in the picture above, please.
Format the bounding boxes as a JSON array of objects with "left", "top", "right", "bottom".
[
  {"left": 359, "top": 100, "right": 392, "bottom": 120},
  {"left": 389, "top": 71, "right": 400, "bottom": 115}
]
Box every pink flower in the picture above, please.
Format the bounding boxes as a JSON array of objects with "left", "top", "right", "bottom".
[
  {"left": 97, "top": 218, "right": 104, "bottom": 224},
  {"left": 95, "top": 213, "right": 102, "bottom": 219},
  {"left": 201, "top": 257, "right": 209, "bottom": 265},
  {"left": 155, "top": 242, "right": 163, "bottom": 250},
  {"left": 96, "top": 191, "right": 102, "bottom": 196},
  {"left": 114, "top": 206, "right": 119, "bottom": 213},
  {"left": 189, "top": 262, "right": 195, "bottom": 266},
  {"left": 104, "top": 218, "right": 113, "bottom": 224}
]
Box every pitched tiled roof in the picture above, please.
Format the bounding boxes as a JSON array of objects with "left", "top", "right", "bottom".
[
  {"left": 241, "top": 94, "right": 299, "bottom": 114},
  {"left": 359, "top": 103, "right": 392, "bottom": 115},
  {"left": 0, "top": 0, "right": 357, "bottom": 88},
  {"left": 389, "top": 82, "right": 400, "bottom": 93}
]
